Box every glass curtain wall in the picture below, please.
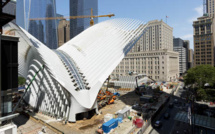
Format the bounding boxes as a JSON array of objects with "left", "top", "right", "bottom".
[
  {"left": 70, "top": 0, "right": 98, "bottom": 39},
  {"left": 16, "top": 0, "right": 58, "bottom": 49}
]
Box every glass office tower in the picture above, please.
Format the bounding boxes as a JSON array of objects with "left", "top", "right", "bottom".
[
  {"left": 16, "top": 0, "right": 25, "bottom": 29},
  {"left": 16, "top": 0, "right": 58, "bottom": 49},
  {"left": 70, "top": 0, "right": 98, "bottom": 39}
]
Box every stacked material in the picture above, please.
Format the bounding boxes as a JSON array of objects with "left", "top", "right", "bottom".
[
  {"left": 117, "top": 88, "right": 132, "bottom": 91},
  {"left": 117, "top": 106, "right": 131, "bottom": 120},
  {"left": 104, "top": 114, "right": 113, "bottom": 122}
]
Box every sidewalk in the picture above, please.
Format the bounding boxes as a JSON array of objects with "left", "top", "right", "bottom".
[
  {"left": 144, "top": 124, "right": 153, "bottom": 134},
  {"left": 173, "top": 82, "right": 181, "bottom": 96},
  {"left": 196, "top": 101, "right": 215, "bottom": 107},
  {"left": 13, "top": 114, "right": 58, "bottom": 134}
]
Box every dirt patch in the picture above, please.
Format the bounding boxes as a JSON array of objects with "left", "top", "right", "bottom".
[
  {"left": 29, "top": 90, "right": 139, "bottom": 134},
  {"left": 79, "top": 119, "right": 103, "bottom": 130}
]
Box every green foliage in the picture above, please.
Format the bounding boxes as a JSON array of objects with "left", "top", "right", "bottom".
[
  {"left": 196, "top": 88, "right": 207, "bottom": 101},
  {"left": 18, "top": 76, "right": 26, "bottom": 86},
  {"left": 184, "top": 65, "right": 215, "bottom": 88},
  {"left": 205, "top": 89, "right": 215, "bottom": 102}
]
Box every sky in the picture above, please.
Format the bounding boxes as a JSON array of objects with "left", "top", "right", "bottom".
[{"left": 56, "top": 0, "right": 204, "bottom": 49}]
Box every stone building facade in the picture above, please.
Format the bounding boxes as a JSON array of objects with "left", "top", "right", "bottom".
[
  {"left": 58, "top": 19, "right": 70, "bottom": 47},
  {"left": 193, "top": 16, "right": 215, "bottom": 66},
  {"left": 112, "top": 20, "right": 179, "bottom": 81}
]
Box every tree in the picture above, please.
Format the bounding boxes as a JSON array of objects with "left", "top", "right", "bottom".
[
  {"left": 196, "top": 88, "right": 207, "bottom": 101},
  {"left": 18, "top": 77, "right": 26, "bottom": 86},
  {"left": 184, "top": 65, "right": 215, "bottom": 88}
]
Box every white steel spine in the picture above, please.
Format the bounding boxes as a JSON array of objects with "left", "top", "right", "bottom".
[{"left": 4, "top": 18, "right": 147, "bottom": 121}]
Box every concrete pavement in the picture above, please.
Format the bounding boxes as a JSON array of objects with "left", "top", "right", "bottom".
[
  {"left": 13, "top": 114, "right": 58, "bottom": 134},
  {"left": 144, "top": 124, "right": 153, "bottom": 134}
]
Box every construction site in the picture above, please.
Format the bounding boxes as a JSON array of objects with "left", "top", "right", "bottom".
[
  {"left": 0, "top": 1, "right": 184, "bottom": 134},
  {"left": 11, "top": 75, "right": 180, "bottom": 134}
]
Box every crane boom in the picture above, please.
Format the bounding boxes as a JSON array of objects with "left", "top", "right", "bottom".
[
  {"left": 29, "top": 14, "right": 115, "bottom": 21},
  {"left": 28, "top": 8, "right": 114, "bottom": 26}
]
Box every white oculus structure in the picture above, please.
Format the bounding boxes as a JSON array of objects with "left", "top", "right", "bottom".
[{"left": 4, "top": 19, "right": 148, "bottom": 122}]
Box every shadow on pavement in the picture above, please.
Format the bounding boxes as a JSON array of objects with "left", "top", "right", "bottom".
[{"left": 13, "top": 114, "right": 30, "bottom": 127}]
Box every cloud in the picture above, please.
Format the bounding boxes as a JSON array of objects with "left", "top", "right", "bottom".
[
  {"left": 180, "top": 5, "right": 202, "bottom": 49},
  {"left": 195, "top": 5, "right": 203, "bottom": 16},
  {"left": 181, "top": 34, "right": 193, "bottom": 39},
  {"left": 188, "top": 5, "right": 203, "bottom": 23}
]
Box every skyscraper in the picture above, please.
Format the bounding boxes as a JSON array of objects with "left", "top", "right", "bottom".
[
  {"left": 58, "top": 19, "right": 70, "bottom": 47},
  {"left": 193, "top": 15, "right": 215, "bottom": 66},
  {"left": 206, "top": 0, "right": 215, "bottom": 17},
  {"left": 173, "top": 38, "right": 187, "bottom": 75},
  {"left": 16, "top": 0, "right": 25, "bottom": 28},
  {"left": 70, "top": 0, "right": 98, "bottom": 39},
  {"left": 173, "top": 38, "right": 190, "bottom": 74},
  {"left": 16, "top": 0, "right": 58, "bottom": 49},
  {"left": 183, "top": 40, "right": 190, "bottom": 69},
  {"left": 193, "top": 0, "right": 215, "bottom": 67},
  {"left": 188, "top": 49, "right": 194, "bottom": 69}
]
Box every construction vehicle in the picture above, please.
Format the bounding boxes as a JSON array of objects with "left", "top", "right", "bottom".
[
  {"left": 29, "top": 8, "right": 114, "bottom": 26},
  {"left": 135, "top": 74, "right": 156, "bottom": 95},
  {"left": 97, "top": 89, "right": 117, "bottom": 108},
  {"left": 97, "top": 77, "right": 119, "bottom": 109}
]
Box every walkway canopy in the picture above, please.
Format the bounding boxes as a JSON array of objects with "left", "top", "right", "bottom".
[{"left": 175, "top": 112, "right": 215, "bottom": 130}]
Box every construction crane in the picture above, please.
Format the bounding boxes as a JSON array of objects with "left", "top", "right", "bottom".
[
  {"left": 135, "top": 74, "right": 156, "bottom": 95},
  {"left": 29, "top": 8, "right": 114, "bottom": 26}
]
